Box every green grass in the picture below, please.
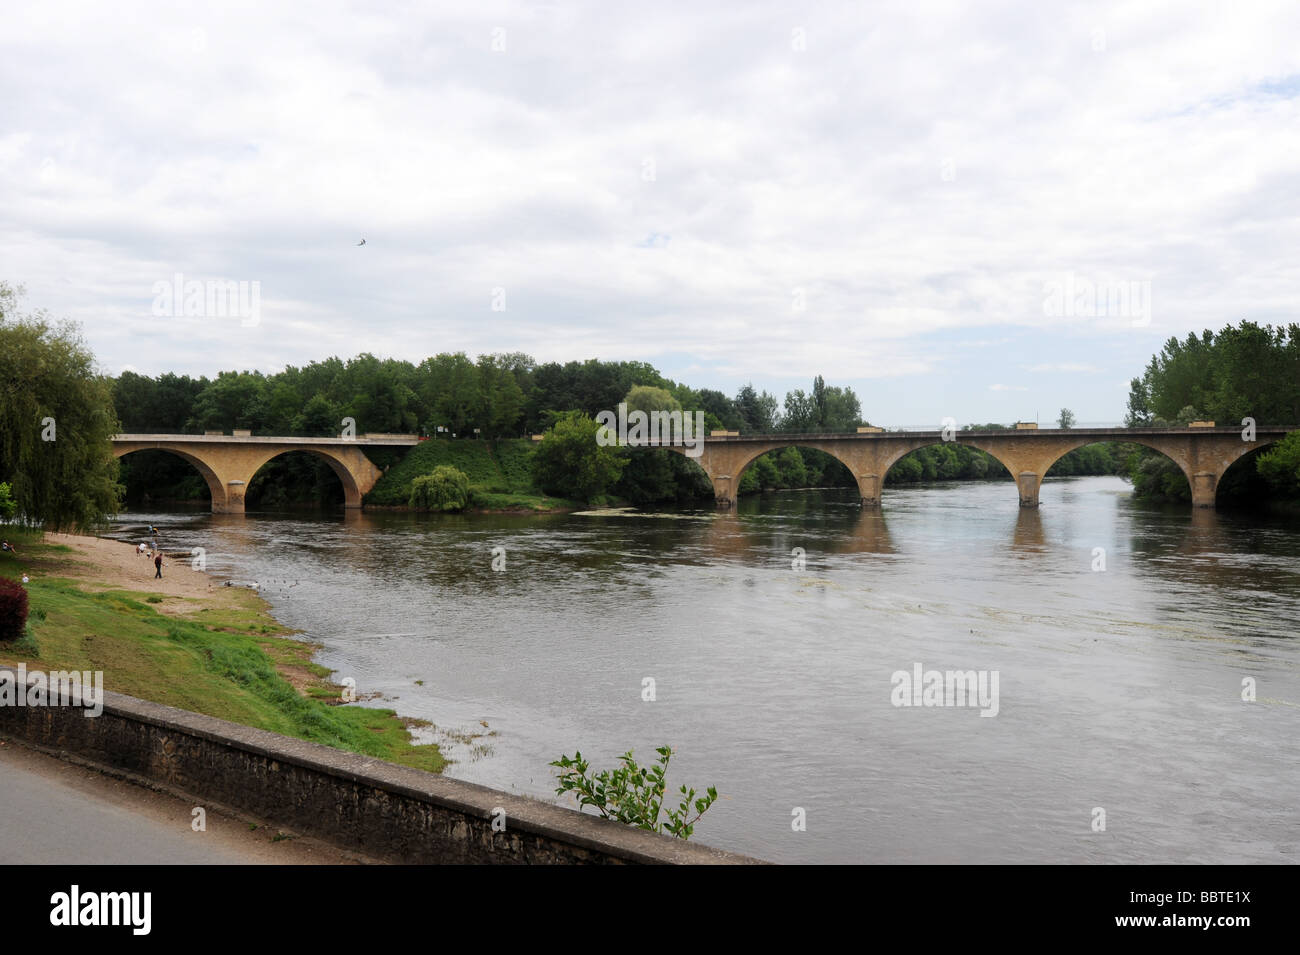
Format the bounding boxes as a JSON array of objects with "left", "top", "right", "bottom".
[
  {"left": 0, "top": 542, "right": 445, "bottom": 774},
  {"left": 495, "top": 439, "right": 541, "bottom": 490}
]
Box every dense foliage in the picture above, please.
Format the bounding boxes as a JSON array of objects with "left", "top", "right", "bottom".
[
  {"left": 0, "top": 283, "right": 122, "bottom": 530},
  {"left": 1123, "top": 323, "right": 1300, "bottom": 504},
  {"left": 532, "top": 412, "right": 628, "bottom": 503},
  {"left": 1125, "top": 322, "right": 1300, "bottom": 427},
  {"left": 1257, "top": 431, "right": 1300, "bottom": 495}
]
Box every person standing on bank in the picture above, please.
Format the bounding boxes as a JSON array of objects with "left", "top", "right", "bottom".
[{"left": 154, "top": 551, "right": 163, "bottom": 579}]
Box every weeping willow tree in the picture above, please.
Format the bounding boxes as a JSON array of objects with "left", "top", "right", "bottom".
[{"left": 0, "top": 282, "right": 122, "bottom": 530}]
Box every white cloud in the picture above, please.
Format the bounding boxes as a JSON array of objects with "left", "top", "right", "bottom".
[
  {"left": 2, "top": 0, "right": 1298, "bottom": 423},
  {"left": 1025, "top": 363, "right": 1101, "bottom": 373}
]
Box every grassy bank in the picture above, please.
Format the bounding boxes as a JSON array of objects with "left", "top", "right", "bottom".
[
  {"left": 366, "top": 437, "right": 579, "bottom": 511},
  {"left": 0, "top": 528, "right": 445, "bottom": 773}
]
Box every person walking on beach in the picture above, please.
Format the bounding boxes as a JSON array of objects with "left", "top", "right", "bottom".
[{"left": 154, "top": 551, "right": 164, "bottom": 579}]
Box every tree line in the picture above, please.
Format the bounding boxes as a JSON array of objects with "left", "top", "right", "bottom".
[
  {"left": 111, "top": 356, "right": 867, "bottom": 440},
  {"left": 1123, "top": 322, "right": 1300, "bottom": 502}
]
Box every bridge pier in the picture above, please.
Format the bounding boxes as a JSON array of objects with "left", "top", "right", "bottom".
[
  {"left": 711, "top": 474, "right": 734, "bottom": 508},
  {"left": 1017, "top": 473, "right": 1041, "bottom": 508},
  {"left": 1191, "top": 472, "right": 1217, "bottom": 508},
  {"left": 857, "top": 474, "right": 882, "bottom": 507},
  {"left": 213, "top": 480, "right": 247, "bottom": 514}
]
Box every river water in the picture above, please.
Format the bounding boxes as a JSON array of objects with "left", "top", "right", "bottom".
[{"left": 109, "top": 476, "right": 1300, "bottom": 864}]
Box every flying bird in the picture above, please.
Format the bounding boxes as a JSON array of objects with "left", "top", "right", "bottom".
[{"left": 357, "top": 238, "right": 366, "bottom": 246}]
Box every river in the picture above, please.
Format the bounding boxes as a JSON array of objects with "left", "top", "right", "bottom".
[{"left": 108, "top": 475, "right": 1300, "bottom": 863}]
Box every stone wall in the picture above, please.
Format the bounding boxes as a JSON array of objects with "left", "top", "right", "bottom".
[{"left": 0, "top": 675, "right": 762, "bottom": 865}]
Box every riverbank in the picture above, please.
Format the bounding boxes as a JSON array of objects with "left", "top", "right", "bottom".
[{"left": 0, "top": 530, "right": 445, "bottom": 774}]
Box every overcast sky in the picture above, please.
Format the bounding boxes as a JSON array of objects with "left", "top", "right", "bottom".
[{"left": 3, "top": 1, "right": 1298, "bottom": 426}]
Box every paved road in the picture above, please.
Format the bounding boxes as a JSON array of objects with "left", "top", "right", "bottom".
[{"left": 0, "top": 739, "right": 363, "bottom": 864}]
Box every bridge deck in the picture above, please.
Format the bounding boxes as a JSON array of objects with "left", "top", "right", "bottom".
[
  {"left": 639, "top": 425, "right": 1291, "bottom": 445},
  {"left": 112, "top": 433, "right": 421, "bottom": 446}
]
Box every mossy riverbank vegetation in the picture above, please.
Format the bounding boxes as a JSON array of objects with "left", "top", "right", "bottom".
[{"left": 0, "top": 528, "right": 446, "bottom": 774}]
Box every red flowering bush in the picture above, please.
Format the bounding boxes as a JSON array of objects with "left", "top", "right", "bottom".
[{"left": 0, "top": 577, "right": 29, "bottom": 642}]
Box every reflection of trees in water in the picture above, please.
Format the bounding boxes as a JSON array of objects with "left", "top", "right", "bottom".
[
  {"left": 710, "top": 494, "right": 895, "bottom": 560},
  {"left": 1124, "top": 501, "right": 1300, "bottom": 596}
]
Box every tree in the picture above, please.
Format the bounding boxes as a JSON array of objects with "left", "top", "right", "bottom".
[
  {"left": 0, "top": 286, "right": 122, "bottom": 530},
  {"left": 1058, "top": 408, "right": 1076, "bottom": 429},
  {"left": 187, "top": 371, "right": 268, "bottom": 432},
  {"left": 782, "top": 389, "right": 816, "bottom": 432},
  {"left": 409, "top": 466, "right": 470, "bottom": 511},
  {"left": 695, "top": 388, "right": 744, "bottom": 431},
  {"left": 0, "top": 482, "right": 15, "bottom": 520},
  {"left": 1124, "top": 377, "right": 1152, "bottom": 427},
  {"left": 531, "top": 412, "right": 627, "bottom": 502},
  {"left": 735, "top": 383, "right": 778, "bottom": 433},
  {"left": 623, "top": 384, "right": 681, "bottom": 416},
  {"left": 425, "top": 352, "right": 481, "bottom": 435},
  {"left": 477, "top": 355, "right": 526, "bottom": 438},
  {"left": 781, "top": 376, "right": 862, "bottom": 432},
  {"left": 776, "top": 446, "right": 807, "bottom": 486},
  {"left": 292, "top": 393, "right": 343, "bottom": 436}
]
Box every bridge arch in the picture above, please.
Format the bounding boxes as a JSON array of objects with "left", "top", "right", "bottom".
[
  {"left": 883, "top": 440, "right": 1011, "bottom": 485},
  {"left": 113, "top": 446, "right": 227, "bottom": 509},
  {"left": 729, "top": 443, "right": 861, "bottom": 496},
  {"left": 243, "top": 448, "right": 365, "bottom": 509}
]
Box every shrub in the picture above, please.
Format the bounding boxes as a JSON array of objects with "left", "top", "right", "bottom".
[
  {"left": 550, "top": 746, "right": 718, "bottom": 840},
  {"left": 0, "top": 576, "right": 30, "bottom": 642},
  {"left": 1258, "top": 431, "right": 1300, "bottom": 494},
  {"left": 409, "top": 466, "right": 470, "bottom": 511}
]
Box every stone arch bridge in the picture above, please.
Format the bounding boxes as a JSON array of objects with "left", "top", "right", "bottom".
[
  {"left": 657, "top": 425, "right": 1294, "bottom": 509},
  {"left": 112, "top": 433, "right": 420, "bottom": 513}
]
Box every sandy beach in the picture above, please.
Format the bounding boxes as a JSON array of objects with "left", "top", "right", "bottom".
[{"left": 40, "top": 532, "right": 223, "bottom": 601}]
